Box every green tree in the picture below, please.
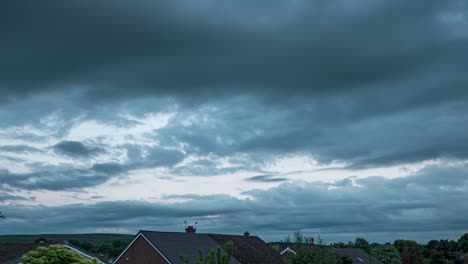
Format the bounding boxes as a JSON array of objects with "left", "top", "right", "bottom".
[
  {"left": 331, "top": 242, "right": 348, "bottom": 248},
  {"left": 80, "top": 242, "right": 95, "bottom": 252},
  {"left": 112, "top": 240, "right": 122, "bottom": 249},
  {"left": 180, "top": 241, "right": 234, "bottom": 264},
  {"left": 394, "top": 240, "right": 420, "bottom": 253},
  {"left": 284, "top": 232, "right": 348, "bottom": 264},
  {"left": 371, "top": 244, "right": 401, "bottom": 264},
  {"left": 457, "top": 233, "right": 468, "bottom": 253},
  {"left": 97, "top": 244, "right": 112, "bottom": 254},
  {"left": 355, "top": 238, "right": 371, "bottom": 254},
  {"left": 430, "top": 252, "right": 447, "bottom": 264},
  {"left": 69, "top": 240, "right": 81, "bottom": 247},
  {"left": 286, "top": 247, "right": 349, "bottom": 264},
  {"left": 285, "top": 231, "right": 315, "bottom": 264},
  {"left": 22, "top": 245, "right": 98, "bottom": 264},
  {"left": 397, "top": 242, "right": 424, "bottom": 264}
]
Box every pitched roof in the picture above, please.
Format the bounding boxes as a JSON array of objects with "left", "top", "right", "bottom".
[
  {"left": 0, "top": 242, "right": 54, "bottom": 264},
  {"left": 140, "top": 230, "right": 240, "bottom": 264},
  {"left": 280, "top": 246, "right": 297, "bottom": 255},
  {"left": 209, "top": 234, "right": 284, "bottom": 264},
  {"left": 62, "top": 243, "right": 107, "bottom": 264},
  {"left": 277, "top": 244, "right": 383, "bottom": 264},
  {"left": 135, "top": 231, "right": 283, "bottom": 264},
  {"left": 335, "top": 248, "right": 383, "bottom": 264}
]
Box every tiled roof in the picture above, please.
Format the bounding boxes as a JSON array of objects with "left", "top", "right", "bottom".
[
  {"left": 209, "top": 234, "right": 284, "bottom": 264},
  {"left": 139, "top": 230, "right": 283, "bottom": 264},
  {"left": 140, "top": 230, "right": 241, "bottom": 264},
  {"left": 335, "top": 248, "right": 383, "bottom": 264},
  {"left": 0, "top": 242, "right": 54, "bottom": 264},
  {"left": 277, "top": 244, "right": 383, "bottom": 264}
]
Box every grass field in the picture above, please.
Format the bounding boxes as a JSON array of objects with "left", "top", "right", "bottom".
[{"left": 0, "top": 233, "right": 134, "bottom": 245}]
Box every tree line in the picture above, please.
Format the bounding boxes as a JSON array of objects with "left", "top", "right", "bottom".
[{"left": 283, "top": 232, "right": 468, "bottom": 264}]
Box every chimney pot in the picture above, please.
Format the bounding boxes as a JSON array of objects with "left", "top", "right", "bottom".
[{"left": 185, "top": 225, "right": 196, "bottom": 233}]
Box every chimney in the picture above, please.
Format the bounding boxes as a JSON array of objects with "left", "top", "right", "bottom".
[
  {"left": 244, "top": 231, "right": 250, "bottom": 237},
  {"left": 279, "top": 243, "right": 285, "bottom": 252},
  {"left": 310, "top": 237, "right": 314, "bottom": 247},
  {"left": 185, "top": 225, "right": 196, "bottom": 233}
]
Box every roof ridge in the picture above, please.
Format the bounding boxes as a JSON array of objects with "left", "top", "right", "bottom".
[{"left": 140, "top": 230, "right": 259, "bottom": 238}]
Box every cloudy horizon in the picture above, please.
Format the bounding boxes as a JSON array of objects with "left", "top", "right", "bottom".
[{"left": 1, "top": 0, "right": 468, "bottom": 243}]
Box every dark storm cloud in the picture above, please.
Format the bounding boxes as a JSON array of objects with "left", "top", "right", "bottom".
[
  {"left": 0, "top": 166, "right": 119, "bottom": 191},
  {"left": 154, "top": 100, "right": 468, "bottom": 169},
  {"left": 0, "top": 0, "right": 467, "bottom": 242},
  {"left": 0, "top": 0, "right": 467, "bottom": 169},
  {"left": 1, "top": 0, "right": 467, "bottom": 105},
  {"left": 53, "top": 140, "right": 102, "bottom": 157},
  {"left": 1, "top": 163, "right": 467, "bottom": 242}
]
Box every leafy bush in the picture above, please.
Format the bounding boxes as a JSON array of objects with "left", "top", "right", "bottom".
[
  {"left": 22, "top": 245, "right": 99, "bottom": 264},
  {"left": 371, "top": 244, "right": 400, "bottom": 264}
]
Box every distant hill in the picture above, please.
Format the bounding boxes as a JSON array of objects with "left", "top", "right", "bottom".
[{"left": 0, "top": 233, "right": 134, "bottom": 245}]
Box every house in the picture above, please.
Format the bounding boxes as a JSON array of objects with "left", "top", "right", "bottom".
[
  {"left": 280, "top": 246, "right": 297, "bottom": 256},
  {"left": 334, "top": 248, "right": 383, "bottom": 264},
  {"left": 113, "top": 227, "right": 284, "bottom": 264},
  {"left": 0, "top": 242, "right": 54, "bottom": 264},
  {"left": 278, "top": 243, "right": 383, "bottom": 264},
  {"left": 62, "top": 242, "right": 107, "bottom": 264}
]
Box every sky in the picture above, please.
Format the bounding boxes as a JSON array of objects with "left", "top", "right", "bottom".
[{"left": 0, "top": 0, "right": 468, "bottom": 243}]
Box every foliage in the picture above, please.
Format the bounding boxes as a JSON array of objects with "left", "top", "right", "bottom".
[
  {"left": 180, "top": 241, "right": 234, "bottom": 264},
  {"left": 423, "top": 239, "right": 461, "bottom": 264},
  {"left": 331, "top": 242, "right": 348, "bottom": 248},
  {"left": 371, "top": 244, "right": 401, "bottom": 264},
  {"left": 80, "top": 242, "right": 95, "bottom": 252},
  {"left": 61, "top": 239, "right": 128, "bottom": 258},
  {"left": 285, "top": 247, "right": 351, "bottom": 264},
  {"left": 429, "top": 251, "right": 447, "bottom": 264},
  {"left": 397, "top": 241, "right": 424, "bottom": 264},
  {"left": 69, "top": 240, "right": 81, "bottom": 247},
  {"left": 285, "top": 232, "right": 315, "bottom": 264},
  {"left": 355, "top": 237, "right": 371, "bottom": 254},
  {"left": 284, "top": 232, "right": 352, "bottom": 264},
  {"left": 394, "top": 240, "right": 420, "bottom": 253},
  {"left": 22, "top": 245, "right": 99, "bottom": 264},
  {"left": 457, "top": 233, "right": 468, "bottom": 253}
]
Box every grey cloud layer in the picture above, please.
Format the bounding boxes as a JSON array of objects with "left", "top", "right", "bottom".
[
  {"left": 1, "top": 94, "right": 467, "bottom": 193},
  {"left": 1, "top": 164, "right": 467, "bottom": 242},
  {"left": 0, "top": 0, "right": 467, "bottom": 169},
  {"left": 1, "top": 0, "right": 467, "bottom": 104},
  {"left": 0, "top": 144, "right": 186, "bottom": 191}
]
